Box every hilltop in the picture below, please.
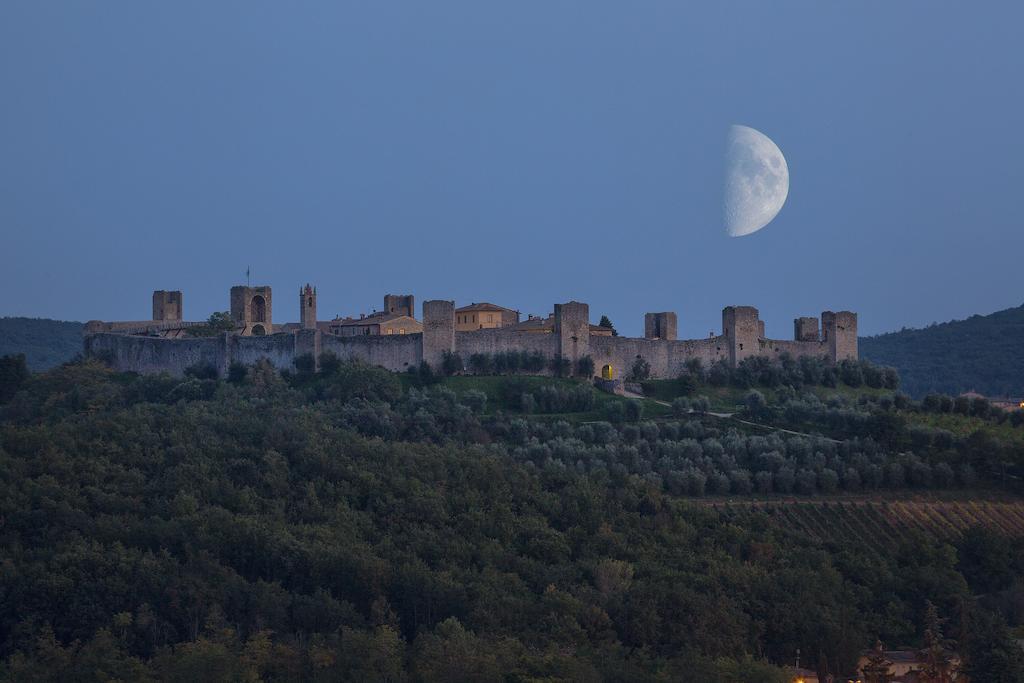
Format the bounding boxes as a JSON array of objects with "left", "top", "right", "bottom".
[
  {"left": 860, "top": 303, "right": 1024, "bottom": 398},
  {"left": 5, "top": 302, "right": 1024, "bottom": 404}
]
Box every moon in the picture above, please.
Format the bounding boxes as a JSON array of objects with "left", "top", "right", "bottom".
[{"left": 723, "top": 124, "right": 789, "bottom": 237}]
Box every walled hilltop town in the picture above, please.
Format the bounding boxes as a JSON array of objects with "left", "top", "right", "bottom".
[{"left": 83, "top": 284, "right": 858, "bottom": 380}]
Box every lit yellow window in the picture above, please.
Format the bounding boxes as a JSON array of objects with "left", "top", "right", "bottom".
[
  {"left": 387, "top": 328, "right": 393, "bottom": 334},
  {"left": 399, "top": 328, "right": 405, "bottom": 334}
]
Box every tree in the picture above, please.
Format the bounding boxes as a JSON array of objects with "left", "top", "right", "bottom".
[
  {"left": 576, "top": 355, "right": 595, "bottom": 378},
  {"left": 190, "top": 311, "right": 237, "bottom": 337},
  {"left": 598, "top": 315, "right": 617, "bottom": 336},
  {"left": 441, "top": 351, "right": 464, "bottom": 376},
  {"left": 744, "top": 390, "right": 767, "bottom": 417},
  {"left": 0, "top": 353, "right": 29, "bottom": 403},
  {"left": 917, "top": 601, "right": 955, "bottom": 683},
  {"left": 860, "top": 640, "right": 894, "bottom": 683},
  {"left": 549, "top": 355, "right": 571, "bottom": 378},
  {"left": 961, "top": 608, "right": 1024, "bottom": 682},
  {"left": 630, "top": 358, "right": 651, "bottom": 381}
]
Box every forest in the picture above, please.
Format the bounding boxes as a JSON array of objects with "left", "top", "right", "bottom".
[
  {"left": 860, "top": 303, "right": 1024, "bottom": 398},
  {"left": 0, "top": 352, "right": 1023, "bottom": 681}
]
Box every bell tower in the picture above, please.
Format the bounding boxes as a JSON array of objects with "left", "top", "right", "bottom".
[{"left": 300, "top": 284, "right": 317, "bottom": 330}]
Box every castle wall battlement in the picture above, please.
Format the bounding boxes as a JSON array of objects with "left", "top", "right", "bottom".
[{"left": 84, "top": 298, "right": 856, "bottom": 379}]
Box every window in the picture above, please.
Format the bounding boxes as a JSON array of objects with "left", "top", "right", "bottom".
[
  {"left": 739, "top": 343, "right": 744, "bottom": 350},
  {"left": 386, "top": 328, "right": 393, "bottom": 334},
  {"left": 399, "top": 328, "right": 405, "bottom": 334},
  {"left": 486, "top": 314, "right": 493, "bottom": 323}
]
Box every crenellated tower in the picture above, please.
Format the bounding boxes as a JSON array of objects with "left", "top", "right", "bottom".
[
  {"left": 822, "top": 311, "right": 858, "bottom": 362},
  {"left": 644, "top": 312, "right": 678, "bottom": 340},
  {"left": 152, "top": 290, "right": 183, "bottom": 322},
  {"left": 722, "top": 305, "right": 761, "bottom": 366}
]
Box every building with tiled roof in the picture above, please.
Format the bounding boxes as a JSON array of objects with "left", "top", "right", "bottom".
[{"left": 455, "top": 302, "right": 520, "bottom": 331}]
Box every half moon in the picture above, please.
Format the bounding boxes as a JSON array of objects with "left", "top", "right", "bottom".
[{"left": 723, "top": 124, "right": 789, "bottom": 237}]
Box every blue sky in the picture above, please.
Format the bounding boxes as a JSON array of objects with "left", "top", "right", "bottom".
[{"left": 1, "top": 2, "right": 1021, "bottom": 337}]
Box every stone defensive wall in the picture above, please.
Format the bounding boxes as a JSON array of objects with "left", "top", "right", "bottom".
[
  {"left": 454, "top": 327, "right": 559, "bottom": 359},
  {"left": 84, "top": 299, "right": 856, "bottom": 379}
]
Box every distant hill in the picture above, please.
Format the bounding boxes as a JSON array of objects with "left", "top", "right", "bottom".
[
  {"left": 0, "top": 317, "right": 83, "bottom": 371},
  {"left": 861, "top": 304, "right": 1024, "bottom": 398}
]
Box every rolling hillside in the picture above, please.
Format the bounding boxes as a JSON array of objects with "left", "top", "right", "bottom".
[
  {"left": 0, "top": 317, "right": 82, "bottom": 371},
  {"left": 861, "top": 304, "right": 1024, "bottom": 398}
]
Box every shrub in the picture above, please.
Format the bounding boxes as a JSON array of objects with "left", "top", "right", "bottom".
[
  {"left": 184, "top": 363, "right": 219, "bottom": 380},
  {"left": 318, "top": 351, "right": 342, "bottom": 375},
  {"left": 671, "top": 397, "right": 690, "bottom": 418},
  {"left": 293, "top": 353, "right": 316, "bottom": 376},
  {"left": 625, "top": 400, "right": 643, "bottom": 422},
  {"left": 227, "top": 362, "right": 248, "bottom": 384},
  {"left": 576, "top": 355, "right": 595, "bottom": 378}
]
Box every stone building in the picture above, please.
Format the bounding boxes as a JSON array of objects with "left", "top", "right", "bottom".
[
  {"left": 328, "top": 312, "right": 422, "bottom": 337},
  {"left": 455, "top": 302, "right": 519, "bottom": 331}
]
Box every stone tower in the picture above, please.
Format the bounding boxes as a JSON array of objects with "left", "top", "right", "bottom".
[
  {"left": 300, "top": 284, "right": 317, "bottom": 330},
  {"left": 554, "top": 301, "right": 590, "bottom": 366},
  {"left": 822, "top": 311, "right": 858, "bottom": 362},
  {"left": 422, "top": 300, "right": 455, "bottom": 369},
  {"left": 230, "top": 285, "right": 273, "bottom": 336},
  {"left": 794, "top": 316, "right": 820, "bottom": 342},
  {"left": 722, "top": 305, "right": 760, "bottom": 367},
  {"left": 152, "top": 290, "right": 183, "bottom": 322},
  {"left": 644, "top": 312, "right": 678, "bottom": 340},
  {"left": 384, "top": 294, "right": 415, "bottom": 318}
]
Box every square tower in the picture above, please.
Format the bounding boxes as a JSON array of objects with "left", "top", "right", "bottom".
[
  {"left": 230, "top": 285, "right": 273, "bottom": 336},
  {"left": 422, "top": 300, "right": 455, "bottom": 369},
  {"left": 554, "top": 301, "right": 590, "bottom": 365},
  {"left": 822, "top": 311, "right": 858, "bottom": 362},
  {"left": 384, "top": 294, "right": 415, "bottom": 318},
  {"left": 644, "top": 312, "right": 678, "bottom": 340},
  {"left": 722, "top": 306, "right": 760, "bottom": 367},
  {"left": 152, "top": 290, "right": 183, "bottom": 322}
]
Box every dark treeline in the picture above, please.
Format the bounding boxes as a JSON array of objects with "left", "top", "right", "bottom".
[
  {"left": 0, "top": 355, "right": 1023, "bottom": 681},
  {"left": 860, "top": 303, "right": 1024, "bottom": 398}
]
